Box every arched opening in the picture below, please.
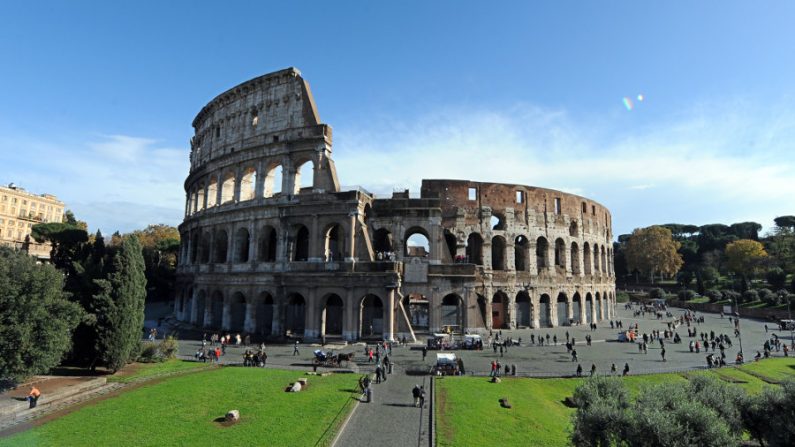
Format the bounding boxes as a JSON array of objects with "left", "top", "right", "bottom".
[
  {"left": 199, "top": 232, "right": 211, "bottom": 264},
  {"left": 556, "top": 292, "right": 569, "bottom": 326},
  {"left": 255, "top": 292, "right": 274, "bottom": 337},
  {"left": 257, "top": 226, "right": 277, "bottom": 262},
  {"left": 220, "top": 172, "right": 235, "bottom": 204},
  {"left": 595, "top": 292, "right": 602, "bottom": 321},
  {"left": 491, "top": 236, "right": 506, "bottom": 270},
  {"left": 570, "top": 242, "right": 580, "bottom": 274},
  {"left": 539, "top": 294, "right": 552, "bottom": 327},
  {"left": 554, "top": 238, "right": 566, "bottom": 269},
  {"left": 230, "top": 292, "right": 247, "bottom": 331},
  {"left": 492, "top": 291, "right": 508, "bottom": 329},
  {"left": 444, "top": 230, "right": 457, "bottom": 262},
  {"left": 292, "top": 225, "right": 309, "bottom": 261},
  {"left": 569, "top": 220, "right": 578, "bottom": 237},
  {"left": 195, "top": 290, "right": 206, "bottom": 326},
  {"left": 406, "top": 293, "right": 429, "bottom": 330},
  {"left": 405, "top": 227, "right": 430, "bottom": 258},
  {"left": 585, "top": 293, "right": 594, "bottom": 323},
  {"left": 515, "top": 236, "right": 528, "bottom": 271},
  {"left": 441, "top": 294, "right": 463, "bottom": 331},
  {"left": 490, "top": 213, "right": 505, "bottom": 230},
  {"left": 285, "top": 293, "right": 306, "bottom": 336},
  {"left": 196, "top": 185, "right": 205, "bottom": 211},
  {"left": 360, "top": 294, "right": 384, "bottom": 338},
  {"left": 294, "top": 160, "right": 314, "bottom": 194},
  {"left": 207, "top": 178, "right": 218, "bottom": 207},
  {"left": 373, "top": 228, "right": 393, "bottom": 259},
  {"left": 466, "top": 233, "right": 483, "bottom": 265},
  {"left": 263, "top": 164, "right": 283, "bottom": 198},
  {"left": 210, "top": 291, "right": 224, "bottom": 328},
  {"left": 536, "top": 237, "right": 549, "bottom": 273},
  {"left": 322, "top": 294, "right": 344, "bottom": 337},
  {"left": 324, "top": 224, "right": 344, "bottom": 262},
  {"left": 572, "top": 293, "right": 582, "bottom": 325},
  {"left": 233, "top": 228, "right": 250, "bottom": 263},
  {"left": 213, "top": 230, "right": 228, "bottom": 263},
  {"left": 593, "top": 244, "right": 600, "bottom": 274},
  {"left": 515, "top": 291, "right": 531, "bottom": 328},
  {"left": 240, "top": 167, "right": 257, "bottom": 201},
  {"left": 583, "top": 242, "right": 592, "bottom": 275}
]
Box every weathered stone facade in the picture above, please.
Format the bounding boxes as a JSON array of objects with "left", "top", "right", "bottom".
[{"left": 175, "top": 68, "right": 616, "bottom": 341}]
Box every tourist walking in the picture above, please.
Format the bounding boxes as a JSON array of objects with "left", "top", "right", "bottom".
[
  {"left": 571, "top": 349, "right": 578, "bottom": 362},
  {"left": 412, "top": 384, "right": 421, "bottom": 407},
  {"left": 28, "top": 386, "right": 41, "bottom": 409},
  {"left": 293, "top": 340, "right": 300, "bottom": 356},
  {"left": 418, "top": 386, "right": 426, "bottom": 408},
  {"left": 623, "top": 363, "right": 630, "bottom": 376}
]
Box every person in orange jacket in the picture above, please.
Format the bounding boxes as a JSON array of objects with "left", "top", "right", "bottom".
[{"left": 28, "top": 386, "right": 41, "bottom": 409}]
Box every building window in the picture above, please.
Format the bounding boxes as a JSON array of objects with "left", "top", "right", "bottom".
[
  {"left": 468, "top": 187, "right": 477, "bottom": 201},
  {"left": 592, "top": 205, "right": 596, "bottom": 215},
  {"left": 554, "top": 197, "right": 561, "bottom": 215},
  {"left": 516, "top": 191, "right": 524, "bottom": 203},
  {"left": 582, "top": 202, "right": 587, "bottom": 213}
]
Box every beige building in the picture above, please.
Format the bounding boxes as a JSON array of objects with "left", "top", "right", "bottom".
[
  {"left": 175, "top": 68, "right": 616, "bottom": 342},
  {"left": 0, "top": 183, "right": 65, "bottom": 260}
]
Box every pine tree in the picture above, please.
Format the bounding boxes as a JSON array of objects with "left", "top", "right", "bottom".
[{"left": 93, "top": 236, "right": 147, "bottom": 372}]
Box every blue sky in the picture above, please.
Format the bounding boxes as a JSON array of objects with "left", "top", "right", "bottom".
[{"left": 2, "top": 1, "right": 794, "bottom": 237}]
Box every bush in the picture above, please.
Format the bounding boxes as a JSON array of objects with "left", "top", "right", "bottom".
[
  {"left": 648, "top": 288, "right": 665, "bottom": 299},
  {"left": 758, "top": 289, "right": 778, "bottom": 306},
  {"left": 743, "top": 290, "right": 760, "bottom": 303},
  {"left": 706, "top": 289, "right": 723, "bottom": 303},
  {"left": 136, "top": 337, "right": 179, "bottom": 363},
  {"left": 742, "top": 380, "right": 795, "bottom": 446},
  {"left": 766, "top": 267, "right": 788, "bottom": 290},
  {"left": 723, "top": 290, "right": 741, "bottom": 304},
  {"left": 138, "top": 343, "right": 160, "bottom": 363},
  {"left": 616, "top": 291, "right": 630, "bottom": 303},
  {"left": 159, "top": 336, "right": 179, "bottom": 359},
  {"left": 678, "top": 290, "right": 697, "bottom": 301}
]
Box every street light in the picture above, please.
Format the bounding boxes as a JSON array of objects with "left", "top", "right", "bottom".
[
  {"left": 788, "top": 295, "right": 794, "bottom": 349},
  {"left": 733, "top": 293, "right": 743, "bottom": 359}
]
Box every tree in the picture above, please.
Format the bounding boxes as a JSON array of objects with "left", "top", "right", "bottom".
[
  {"left": 92, "top": 236, "right": 147, "bottom": 372},
  {"left": 742, "top": 381, "right": 795, "bottom": 446},
  {"left": 0, "top": 247, "right": 83, "bottom": 382},
  {"left": 624, "top": 226, "right": 684, "bottom": 283},
  {"left": 116, "top": 224, "right": 180, "bottom": 302},
  {"left": 766, "top": 267, "right": 787, "bottom": 290},
  {"left": 730, "top": 222, "right": 762, "bottom": 241},
  {"left": 570, "top": 377, "right": 630, "bottom": 447},
  {"left": 774, "top": 215, "right": 795, "bottom": 230},
  {"left": 725, "top": 239, "right": 768, "bottom": 279}
]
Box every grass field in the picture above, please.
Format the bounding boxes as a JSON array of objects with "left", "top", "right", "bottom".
[
  {"left": 1, "top": 368, "right": 358, "bottom": 447},
  {"left": 436, "top": 358, "right": 795, "bottom": 447},
  {"left": 107, "top": 359, "right": 213, "bottom": 383}
]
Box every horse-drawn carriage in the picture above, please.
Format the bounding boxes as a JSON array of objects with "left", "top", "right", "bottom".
[{"left": 313, "top": 350, "right": 354, "bottom": 367}]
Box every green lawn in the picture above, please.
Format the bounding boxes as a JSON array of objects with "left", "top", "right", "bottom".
[
  {"left": 436, "top": 358, "right": 795, "bottom": 447},
  {"left": 1, "top": 368, "right": 358, "bottom": 447},
  {"left": 685, "top": 296, "right": 710, "bottom": 304},
  {"left": 107, "top": 359, "right": 213, "bottom": 383}
]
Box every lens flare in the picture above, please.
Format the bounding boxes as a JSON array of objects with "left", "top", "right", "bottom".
[
  {"left": 622, "top": 97, "right": 634, "bottom": 111},
  {"left": 637, "top": 94, "right": 645, "bottom": 102}
]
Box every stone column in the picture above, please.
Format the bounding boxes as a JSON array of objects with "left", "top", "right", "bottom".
[
  {"left": 305, "top": 288, "right": 318, "bottom": 339},
  {"left": 590, "top": 296, "right": 597, "bottom": 323},
  {"left": 550, "top": 296, "right": 558, "bottom": 328},
  {"left": 222, "top": 298, "right": 232, "bottom": 330},
  {"left": 484, "top": 286, "right": 493, "bottom": 330},
  {"left": 190, "top": 291, "right": 199, "bottom": 324},
  {"left": 531, "top": 294, "right": 540, "bottom": 329},
  {"left": 506, "top": 241, "right": 516, "bottom": 271},
  {"left": 566, "top": 298, "right": 573, "bottom": 326},
  {"left": 271, "top": 297, "right": 282, "bottom": 337},
  {"left": 215, "top": 173, "right": 223, "bottom": 206},
  {"left": 579, "top": 295, "right": 587, "bottom": 325},
  {"left": 344, "top": 288, "right": 356, "bottom": 341},
  {"left": 203, "top": 303, "right": 213, "bottom": 329},
  {"left": 248, "top": 221, "right": 257, "bottom": 264},
  {"left": 255, "top": 160, "right": 265, "bottom": 199},
  {"left": 244, "top": 298, "right": 256, "bottom": 334},
  {"left": 348, "top": 212, "right": 357, "bottom": 262},
  {"left": 385, "top": 288, "right": 395, "bottom": 341}
]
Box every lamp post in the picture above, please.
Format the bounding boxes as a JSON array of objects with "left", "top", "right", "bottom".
[
  {"left": 733, "top": 293, "right": 743, "bottom": 359},
  {"left": 788, "top": 295, "right": 794, "bottom": 349}
]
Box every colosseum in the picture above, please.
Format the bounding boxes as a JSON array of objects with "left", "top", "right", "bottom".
[{"left": 174, "top": 67, "right": 616, "bottom": 342}]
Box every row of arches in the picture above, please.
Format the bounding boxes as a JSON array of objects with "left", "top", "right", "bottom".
[
  {"left": 486, "top": 290, "right": 614, "bottom": 328},
  {"left": 186, "top": 159, "right": 316, "bottom": 216}
]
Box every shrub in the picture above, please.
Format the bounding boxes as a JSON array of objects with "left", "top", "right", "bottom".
[
  {"left": 648, "top": 288, "right": 665, "bottom": 299},
  {"left": 159, "top": 336, "right": 179, "bottom": 359},
  {"left": 758, "top": 289, "right": 778, "bottom": 306},
  {"left": 723, "top": 290, "right": 741, "bottom": 304},
  {"left": 766, "top": 267, "right": 787, "bottom": 290},
  {"left": 678, "top": 290, "right": 696, "bottom": 301},
  {"left": 742, "top": 380, "right": 795, "bottom": 446},
  {"left": 743, "top": 290, "right": 759, "bottom": 303},
  {"left": 706, "top": 289, "right": 723, "bottom": 303},
  {"left": 138, "top": 343, "right": 160, "bottom": 363}
]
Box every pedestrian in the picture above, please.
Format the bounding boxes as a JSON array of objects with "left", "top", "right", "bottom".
[
  {"left": 412, "top": 384, "right": 421, "bottom": 407},
  {"left": 611, "top": 363, "right": 617, "bottom": 375},
  {"left": 511, "top": 364, "right": 516, "bottom": 376},
  {"left": 293, "top": 340, "right": 300, "bottom": 356},
  {"left": 623, "top": 363, "right": 630, "bottom": 376},
  {"left": 419, "top": 386, "right": 426, "bottom": 408},
  {"left": 576, "top": 364, "right": 582, "bottom": 377},
  {"left": 571, "top": 349, "right": 578, "bottom": 362},
  {"left": 499, "top": 345, "right": 504, "bottom": 357},
  {"left": 553, "top": 335, "right": 557, "bottom": 345},
  {"left": 590, "top": 363, "right": 596, "bottom": 376},
  {"left": 421, "top": 346, "right": 427, "bottom": 361},
  {"left": 661, "top": 347, "right": 666, "bottom": 362},
  {"left": 28, "top": 386, "right": 41, "bottom": 409},
  {"left": 375, "top": 364, "right": 382, "bottom": 383}
]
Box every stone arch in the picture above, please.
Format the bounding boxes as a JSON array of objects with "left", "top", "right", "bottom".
[
  {"left": 263, "top": 163, "right": 283, "bottom": 198},
  {"left": 572, "top": 292, "right": 582, "bottom": 325},
  {"left": 441, "top": 294, "right": 463, "bottom": 330},
  {"left": 255, "top": 292, "right": 274, "bottom": 337},
  {"left": 324, "top": 223, "right": 345, "bottom": 262},
  {"left": 556, "top": 292, "right": 569, "bottom": 327},
  {"left": 570, "top": 242, "right": 580, "bottom": 274},
  {"left": 404, "top": 227, "right": 430, "bottom": 258},
  {"left": 491, "top": 235, "right": 506, "bottom": 270},
  {"left": 539, "top": 294, "right": 552, "bottom": 328},
  {"left": 321, "top": 294, "right": 344, "bottom": 337},
  {"left": 229, "top": 291, "right": 247, "bottom": 331},
  {"left": 515, "top": 235, "right": 529, "bottom": 271},
  {"left": 360, "top": 294, "right": 384, "bottom": 338},
  {"left": 467, "top": 233, "right": 484, "bottom": 265},
  {"left": 373, "top": 228, "right": 393, "bottom": 258},
  {"left": 257, "top": 225, "right": 278, "bottom": 262},
  {"left": 207, "top": 177, "right": 218, "bottom": 207},
  {"left": 536, "top": 237, "right": 549, "bottom": 273},
  {"left": 294, "top": 159, "right": 314, "bottom": 194},
  {"left": 233, "top": 227, "right": 250, "bottom": 263},
  {"left": 515, "top": 290, "right": 531, "bottom": 328},
  {"left": 490, "top": 213, "right": 506, "bottom": 230},
  {"left": 292, "top": 225, "right": 310, "bottom": 261},
  {"left": 585, "top": 292, "right": 594, "bottom": 323},
  {"left": 240, "top": 166, "right": 257, "bottom": 201},
  {"left": 554, "top": 238, "right": 566, "bottom": 269},
  {"left": 220, "top": 171, "right": 236, "bottom": 204},
  {"left": 285, "top": 293, "right": 306, "bottom": 336},
  {"left": 210, "top": 290, "right": 224, "bottom": 328},
  {"left": 213, "top": 229, "right": 228, "bottom": 263},
  {"left": 195, "top": 290, "right": 206, "bottom": 326},
  {"left": 492, "top": 291, "right": 508, "bottom": 329},
  {"left": 583, "top": 242, "right": 592, "bottom": 275}
]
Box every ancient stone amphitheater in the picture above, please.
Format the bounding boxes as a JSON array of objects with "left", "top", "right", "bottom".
[{"left": 175, "top": 68, "right": 616, "bottom": 342}]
